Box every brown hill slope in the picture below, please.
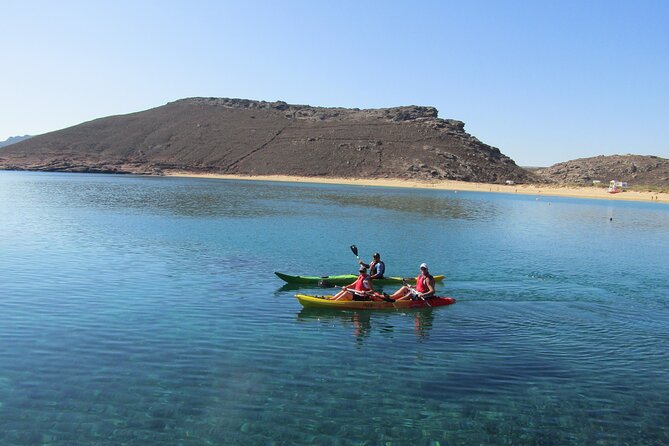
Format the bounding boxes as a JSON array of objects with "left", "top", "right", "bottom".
[
  {"left": 0, "top": 97, "right": 535, "bottom": 183},
  {"left": 535, "top": 155, "right": 669, "bottom": 189}
]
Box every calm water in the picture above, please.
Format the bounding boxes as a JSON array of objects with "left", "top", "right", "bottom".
[{"left": 1, "top": 171, "right": 668, "bottom": 446}]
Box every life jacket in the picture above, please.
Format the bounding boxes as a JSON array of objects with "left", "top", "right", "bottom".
[
  {"left": 415, "top": 273, "right": 433, "bottom": 293},
  {"left": 370, "top": 260, "right": 385, "bottom": 278},
  {"left": 353, "top": 273, "right": 371, "bottom": 292}
]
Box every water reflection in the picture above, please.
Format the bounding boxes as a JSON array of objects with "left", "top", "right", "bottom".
[
  {"left": 40, "top": 180, "right": 294, "bottom": 218},
  {"left": 413, "top": 309, "right": 434, "bottom": 341},
  {"left": 317, "top": 190, "right": 495, "bottom": 220},
  {"left": 277, "top": 283, "right": 304, "bottom": 293},
  {"left": 13, "top": 173, "right": 502, "bottom": 221},
  {"left": 296, "top": 308, "right": 435, "bottom": 344}
]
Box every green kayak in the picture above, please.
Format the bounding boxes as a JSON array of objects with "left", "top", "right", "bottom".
[{"left": 275, "top": 271, "right": 445, "bottom": 286}]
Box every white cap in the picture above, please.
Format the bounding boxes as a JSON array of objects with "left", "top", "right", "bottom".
[{"left": 420, "top": 263, "right": 428, "bottom": 269}]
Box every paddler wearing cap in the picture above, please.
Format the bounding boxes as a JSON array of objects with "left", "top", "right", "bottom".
[
  {"left": 329, "top": 264, "right": 385, "bottom": 301},
  {"left": 389, "top": 263, "right": 436, "bottom": 301}
]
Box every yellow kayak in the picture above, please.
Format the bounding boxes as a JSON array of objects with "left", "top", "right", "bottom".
[{"left": 295, "top": 294, "right": 456, "bottom": 310}]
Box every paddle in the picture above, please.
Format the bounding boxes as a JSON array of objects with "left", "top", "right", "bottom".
[
  {"left": 402, "top": 279, "right": 431, "bottom": 307},
  {"left": 350, "top": 244, "right": 360, "bottom": 262}
]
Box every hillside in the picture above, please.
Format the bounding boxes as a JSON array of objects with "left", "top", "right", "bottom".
[
  {"left": 535, "top": 155, "right": 669, "bottom": 189},
  {"left": 0, "top": 98, "right": 535, "bottom": 184}
]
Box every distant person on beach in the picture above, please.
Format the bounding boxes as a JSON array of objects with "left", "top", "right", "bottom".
[
  {"left": 358, "top": 252, "right": 385, "bottom": 279},
  {"left": 389, "top": 263, "right": 436, "bottom": 301}
]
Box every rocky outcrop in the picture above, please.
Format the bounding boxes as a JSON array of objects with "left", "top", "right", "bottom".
[
  {"left": 0, "top": 97, "right": 536, "bottom": 184},
  {"left": 535, "top": 155, "right": 669, "bottom": 188}
]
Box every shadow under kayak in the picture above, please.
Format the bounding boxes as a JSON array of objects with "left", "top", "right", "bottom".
[
  {"left": 275, "top": 271, "right": 445, "bottom": 286},
  {"left": 295, "top": 294, "right": 456, "bottom": 310}
]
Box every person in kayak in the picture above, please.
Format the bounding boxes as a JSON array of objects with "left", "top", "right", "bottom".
[
  {"left": 388, "top": 263, "right": 436, "bottom": 301},
  {"left": 330, "top": 265, "right": 388, "bottom": 301},
  {"left": 358, "top": 252, "right": 385, "bottom": 279}
]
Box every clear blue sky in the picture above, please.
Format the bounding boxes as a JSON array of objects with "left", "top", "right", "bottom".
[{"left": 1, "top": 0, "right": 667, "bottom": 166}]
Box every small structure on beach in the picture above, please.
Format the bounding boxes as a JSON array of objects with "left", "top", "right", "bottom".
[{"left": 608, "top": 180, "right": 627, "bottom": 194}]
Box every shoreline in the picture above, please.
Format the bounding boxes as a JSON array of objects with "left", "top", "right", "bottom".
[{"left": 163, "top": 171, "right": 669, "bottom": 203}]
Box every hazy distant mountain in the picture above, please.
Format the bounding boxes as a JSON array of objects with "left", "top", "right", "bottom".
[
  {"left": 0, "top": 135, "right": 32, "bottom": 148},
  {"left": 0, "top": 97, "right": 536, "bottom": 183},
  {"left": 535, "top": 155, "right": 669, "bottom": 188}
]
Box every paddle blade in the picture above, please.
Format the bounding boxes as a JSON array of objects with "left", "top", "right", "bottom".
[{"left": 350, "top": 245, "right": 359, "bottom": 257}]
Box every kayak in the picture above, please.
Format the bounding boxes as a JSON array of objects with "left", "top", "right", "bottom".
[
  {"left": 295, "top": 293, "right": 456, "bottom": 310},
  {"left": 275, "top": 271, "right": 445, "bottom": 286}
]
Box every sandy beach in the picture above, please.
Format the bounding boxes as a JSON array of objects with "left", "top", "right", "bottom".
[{"left": 164, "top": 171, "right": 669, "bottom": 203}]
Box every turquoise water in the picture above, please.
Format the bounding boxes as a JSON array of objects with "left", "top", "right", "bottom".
[{"left": 1, "top": 171, "right": 668, "bottom": 446}]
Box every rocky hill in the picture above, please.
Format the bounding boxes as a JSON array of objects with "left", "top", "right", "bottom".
[
  {"left": 535, "top": 155, "right": 669, "bottom": 189},
  {"left": 0, "top": 135, "right": 32, "bottom": 148},
  {"left": 0, "top": 98, "right": 536, "bottom": 184}
]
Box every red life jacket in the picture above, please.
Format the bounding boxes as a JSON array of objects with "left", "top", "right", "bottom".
[
  {"left": 415, "top": 273, "right": 431, "bottom": 293},
  {"left": 353, "top": 273, "right": 371, "bottom": 292}
]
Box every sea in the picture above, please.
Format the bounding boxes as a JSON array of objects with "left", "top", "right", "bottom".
[{"left": 1, "top": 171, "right": 668, "bottom": 446}]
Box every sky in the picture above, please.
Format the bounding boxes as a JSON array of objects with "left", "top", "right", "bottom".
[{"left": 1, "top": 0, "right": 667, "bottom": 166}]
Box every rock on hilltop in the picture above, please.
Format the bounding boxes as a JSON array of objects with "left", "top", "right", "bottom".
[
  {"left": 0, "top": 97, "right": 535, "bottom": 183},
  {"left": 535, "top": 155, "right": 669, "bottom": 188}
]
